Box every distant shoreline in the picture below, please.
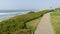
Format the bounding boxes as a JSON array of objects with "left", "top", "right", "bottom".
[{"left": 0, "top": 10, "right": 30, "bottom": 22}]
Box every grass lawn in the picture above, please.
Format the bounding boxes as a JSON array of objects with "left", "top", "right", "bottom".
[
  {"left": 51, "top": 11, "right": 60, "bottom": 34},
  {"left": 26, "top": 17, "right": 42, "bottom": 32}
]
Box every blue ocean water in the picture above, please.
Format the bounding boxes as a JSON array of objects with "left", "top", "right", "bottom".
[{"left": 0, "top": 10, "right": 30, "bottom": 20}]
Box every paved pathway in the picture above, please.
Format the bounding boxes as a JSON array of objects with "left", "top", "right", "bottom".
[{"left": 35, "top": 13, "right": 55, "bottom": 34}]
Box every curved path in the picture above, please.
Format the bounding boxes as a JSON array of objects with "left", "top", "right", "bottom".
[{"left": 35, "top": 13, "right": 55, "bottom": 34}]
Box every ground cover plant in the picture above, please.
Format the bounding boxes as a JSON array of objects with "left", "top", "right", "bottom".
[
  {"left": 0, "top": 10, "right": 51, "bottom": 34},
  {"left": 51, "top": 11, "right": 60, "bottom": 34}
]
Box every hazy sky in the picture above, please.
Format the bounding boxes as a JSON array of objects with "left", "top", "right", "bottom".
[{"left": 0, "top": 0, "right": 60, "bottom": 10}]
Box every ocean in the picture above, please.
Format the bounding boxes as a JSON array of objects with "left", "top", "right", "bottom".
[{"left": 0, "top": 10, "right": 30, "bottom": 20}]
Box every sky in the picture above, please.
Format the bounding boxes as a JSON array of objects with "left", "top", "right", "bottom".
[{"left": 0, "top": 0, "right": 60, "bottom": 10}]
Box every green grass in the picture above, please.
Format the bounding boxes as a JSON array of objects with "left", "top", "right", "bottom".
[
  {"left": 26, "top": 17, "right": 42, "bottom": 32},
  {"left": 0, "top": 10, "right": 51, "bottom": 34},
  {"left": 51, "top": 11, "right": 60, "bottom": 34},
  {"left": 0, "top": 12, "right": 42, "bottom": 34}
]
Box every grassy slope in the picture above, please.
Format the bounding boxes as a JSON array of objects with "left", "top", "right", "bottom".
[
  {"left": 51, "top": 11, "right": 60, "bottom": 34},
  {"left": 26, "top": 17, "right": 42, "bottom": 32},
  {"left": 0, "top": 12, "right": 42, "bottom": 34},
  {"left": 0, "top": 10, "right": 51, "bottom": 34}
]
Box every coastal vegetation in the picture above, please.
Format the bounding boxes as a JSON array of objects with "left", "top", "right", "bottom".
[
  {"left": 51, "top": 11, "right": 60, "bottom": 34},
  {"left": 0, "top": 10, "right": 52, "bottom": 34}
]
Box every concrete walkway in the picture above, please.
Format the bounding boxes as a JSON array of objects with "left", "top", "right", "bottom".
[{"left": 35, "top": 13, "right": 55, "bottom": 34}]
